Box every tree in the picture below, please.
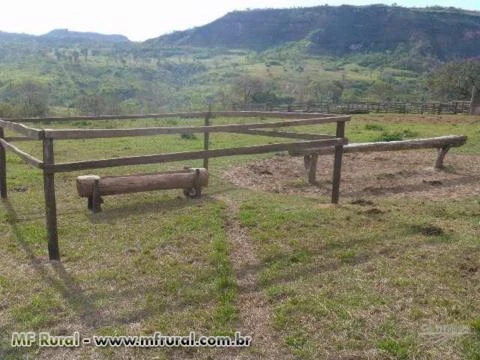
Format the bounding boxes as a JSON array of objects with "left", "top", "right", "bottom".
[
  {"left": 0, "top": 101, "right": 18, "bottom": 118},
  {"left": 72, "top": 50, "right": 80, "bottom": 63},
  {"left": 76, "top": 94, "right": 106, "bottom": 115},
  {"left": 232, "top": 75, "right": 265, "bottom": 107},
  {"left": 215, "top": 89, "right": 235, "bottom": 110},
  {"left": 9, "top": 80, "right": 49, "bottom": 117},
  {"left": 428, "top": 59, "right": 480, "bottom": 113},
  {"left": 369, "top": 80, "right": 395, "bottom": 102},
  {"left": 309, "top": 80, "right": 344, "bottom": 103},
  {"left": 81, "top": 48, "right": 88, "bottom": 62},
  {"left": 54, "top": 50, "right": 62, "bottom": 61}
]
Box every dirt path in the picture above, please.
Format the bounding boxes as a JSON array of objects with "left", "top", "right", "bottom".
[{"left": 218, "top": 196, "right": 294, "bottom": 360}]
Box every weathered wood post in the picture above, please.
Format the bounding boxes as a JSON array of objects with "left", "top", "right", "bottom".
[
  {"left": 331, "top": 120, "right": 345, "bottom": 204},
  {"left": 203, "top": 104, "right": 212, "bottom": 169},
  {"left": 435, "top": 146, "right": 450, "bottom": 169},
  {"left": 42, "top": 136, "right": 60, "bottom": 260},
  {"left": 92, "top": 178, "right": 103, "bottom": 213},
  {"left": 0, "top": 127, "right": 7, "bottom": 198},
  {"left": 303, "top": 154, "right": 318, "bottom": 184}
]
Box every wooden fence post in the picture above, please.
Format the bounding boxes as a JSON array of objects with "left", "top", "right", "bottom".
[
  {"left": 0, "top": 127, "right": 7, "bottom": 198},
  {"left": 203, "top": 105, "right": 212, "bottom": 169},
  {"left": 331, "top": 121, "right": 345, "bottom": 204},
  {"left": 42, "top": 137, "right": 60, "bottom": 260}
]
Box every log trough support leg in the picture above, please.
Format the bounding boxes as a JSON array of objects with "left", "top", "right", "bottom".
[
  {"left": 184, "top": 168, "right": 202, "bottom": 199},
  {"left": 303, "top": 154, "right": 318, "bottom": 184},
  {"left": 435, "top": 146, "right": 450, "bottom": 169},
  {"left": 193, "top": 168, "right": 202, "bottom": 198},
  {"left": 82, "top": 175, "right": 102, "bottom": 213},
  {"left": 91, "top": 178, "right": 103, "bottom": 213},
  {"left": 303, "top": 154, "right": 311, "bottom": 171}
]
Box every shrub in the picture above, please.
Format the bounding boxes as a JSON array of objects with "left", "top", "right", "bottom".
[
  {"left": 374, "top": 129, "right": 418, "bottom": 142},
  {"left": 374, "top": 131, "right": 404, "bottom": 142},
  {"left": 180, "top": 133, "right": 197, "bottom": 140},
  {"left": 364, "top": 124, "right": 385, "bottom": 131}
]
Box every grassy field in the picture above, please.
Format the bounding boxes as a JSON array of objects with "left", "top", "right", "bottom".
[{"left": 0, "top": 114, "right": 479, "bottom": 359}]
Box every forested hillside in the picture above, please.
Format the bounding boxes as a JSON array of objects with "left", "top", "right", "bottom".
[
  {"left": 0, "top": 5, "right": 479, "bottom": 117},
  {"left": 153, "top": 5, "right": 480, "bottom": 58}
]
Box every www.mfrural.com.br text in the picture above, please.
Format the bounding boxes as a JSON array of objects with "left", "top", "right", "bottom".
[{"left": 11, "top": 331, "right": 252, "bottom": 348}]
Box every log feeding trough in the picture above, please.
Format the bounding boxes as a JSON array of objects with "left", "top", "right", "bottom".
[{"left": 76, "top": 168, "right": 209, "bottom": 213}]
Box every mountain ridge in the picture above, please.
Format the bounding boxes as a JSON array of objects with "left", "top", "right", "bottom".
[
  {"left": 0, "top": 28, "right": 130, "bottom": 44},
  {"left": 41, "top": 29, "right": 129, "bottom": 42},
  {"left": 0, "top": 5, "right": 479, "bottom": 116},
  {"left": 148, "top": 5, "right": 480, "bottom": 59}
]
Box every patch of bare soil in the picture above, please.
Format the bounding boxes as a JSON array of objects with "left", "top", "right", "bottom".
[
  {"left": 223, "top": 152, "right": 480, "bottom": 200},
  {"left": 217, "top": 197, "right": 294, "bottom": 360}
]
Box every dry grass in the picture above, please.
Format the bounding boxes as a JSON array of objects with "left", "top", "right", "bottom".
[{"left": 1, "top": 114, "right": 479, "bottom": 359}]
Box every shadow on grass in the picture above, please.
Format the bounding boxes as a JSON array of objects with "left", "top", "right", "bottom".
[
  {"left": 82, "top": 178, "right": 240, "bottom": 223},
  {"left": 2, "top": 198, "right": 103, "bottom": 328},
  {"left": 243, "top": 249, "right": 372, "bottom": 292},
  {"left": 2, "top": 197, "right": 219, "bottom": 332},
  {"left": 345, "top": 173, "right": 480, "bottom": 197},
  {"left": 85, "top": 195, "right": 216, "bottom": 223}
]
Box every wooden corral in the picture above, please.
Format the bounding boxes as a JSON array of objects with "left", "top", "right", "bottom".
[{"left": 0, "top": 111, "right": 349, "bottom": 260}]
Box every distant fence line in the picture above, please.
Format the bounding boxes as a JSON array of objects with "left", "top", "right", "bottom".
[{"left": 232, "top": 101, "right": 471, "bottom": 115}]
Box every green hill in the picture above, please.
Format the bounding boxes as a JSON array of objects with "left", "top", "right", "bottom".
[
  {"left": 151, "top": 5, "right": 480, "bottom": 59},
  {"left": 0, "top": 5, "right": 479, "bottom": 116}
]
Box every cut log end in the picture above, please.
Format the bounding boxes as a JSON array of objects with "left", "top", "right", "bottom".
[{"left": 77, "top": 175, "right": 101, "bottom": 181}]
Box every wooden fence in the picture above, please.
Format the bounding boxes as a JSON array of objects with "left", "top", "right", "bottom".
[
  {"left": 235, "top": 101, "right": 471, "bottom": 115},
  {"left": 0, "top": 111, "right": 350, "bottom": 261}
]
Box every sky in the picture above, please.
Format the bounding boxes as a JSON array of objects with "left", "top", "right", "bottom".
[{"left": 1, "top": 0, "right": 479, "bottom": 41}]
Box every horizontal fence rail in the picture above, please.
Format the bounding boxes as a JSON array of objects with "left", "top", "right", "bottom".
[
  {"left": 7, "top": 112, "right": 208, "bottom": 123},
  {"left": 43, "top": 115, "right": 350, "bottom": 140},
  {"left": 8, "top": 111, "right": 335, "bottom": 123},
  {"left": 0, "top": 139, "right": 43, "bottom": 168},
  {"left": 47, "top": 138, "right": 347, "bottom": 173},
  {"left": 230, "top": 129, "right": 333, "bottom": 140},
  {"left": 4, "top": 136, "right": 38, "bottom": 142},
  {"left": 0, "top": 119, "right": 44, "bottom": 139},
  {"left": 212, "top": 111, "right": 333, "bottom": 118}
]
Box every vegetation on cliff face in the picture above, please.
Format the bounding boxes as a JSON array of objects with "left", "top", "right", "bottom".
[
  {"left": 0, "top": 5, "right": 479, "bottom": 117},
  {"left": 152, "top": 5, "right": 480, "bottom": 59}
]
